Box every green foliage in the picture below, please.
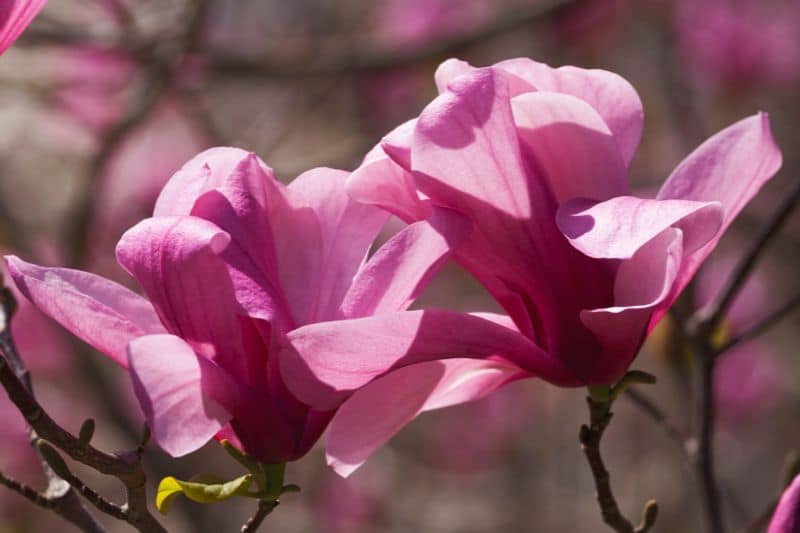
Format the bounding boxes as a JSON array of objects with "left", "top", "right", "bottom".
[{"left": 156, "top": 473, "right": 253, "bottom": 514}]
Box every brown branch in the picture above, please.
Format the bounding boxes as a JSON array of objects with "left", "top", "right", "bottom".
[
  {"left": 715, "top": 292, "right": 800, "bottom": 355},
  {"left": 210, "top": 0, "right": 580, "bottom": 79},
  {"left": 0, "top": 288, "right": 105, "bottom": 532},
  {"left": 0, "top": 470, "right": 55, "bottom": 509},
  {"left": 692, "top": 176, "right": 800, "bottom": 338},
  {"left": 695, "top": 348, "right": 725, "bottom": 533},
  {"left": 624, "top": 388, "right": 691, "bottom": 457},
  {"left": 0, "top": 286, "right": 166, "bottom": 533},
  {"left": 580, "top": 396, "right": 658, "bottom": 533},
  {"left": 241, "top": 500, "right": 279, "bottom": 533}
]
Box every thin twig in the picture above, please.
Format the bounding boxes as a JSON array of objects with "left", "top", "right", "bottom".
[
  {"left": 0, "top": 288, "right": 105, "bottom": 532},
  {"left": 693, "top": 177, "right": 800, "bottom": 338},
  {"left": 580, "top": 397, "right": 658, "bottom": 533},
  {"left": 241, "top": 500, "right": 279, "bottom": 533},
  {"left": 0, "top": 470, "right": 55, "bottom": 509},
  {"left": 624, "top": 388, "right": 692, "bottom": 457},
  {"left": 211, "top": 0, "right": 580, "bottom": 79},
  {"left": 715, "top": 292, "right": 800, "bottom": 355},
  {"left": 0, "top": 286, "right": 165, "bottom": 533},
  {"left": 695, "top": 343, "right": 725, "bottom": 533}
]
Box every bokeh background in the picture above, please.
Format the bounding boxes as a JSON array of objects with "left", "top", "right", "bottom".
[{"left": 0, "top": 0, "right": 799, "bottom": 531}]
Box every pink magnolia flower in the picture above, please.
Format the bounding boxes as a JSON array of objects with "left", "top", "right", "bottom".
[
  {"left": 6, "top": 147, "right": 471, "bottom": 464},
  {"left": 768, "top": 474, "right": 800, "bottom": 533},
  {"left": 280, "top": 57, "right": 781, "bottom": 475},
  {"left": 0, "top": 0, "right": 47, "bottom": 55}
]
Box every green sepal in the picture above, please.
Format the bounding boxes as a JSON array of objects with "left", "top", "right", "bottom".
[
  {"left": 220, "top": 440, "right": 267, "bottom": 492},
  {"left": 156, "top": 473, "right": 253, "bottom": 514}
]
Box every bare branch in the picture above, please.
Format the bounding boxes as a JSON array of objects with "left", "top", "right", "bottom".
[
  {"left": 692, "top": 177, "right": 800, "bottom": 338},
  {"left": 0, "top": 285, "right": 166, "bottom": 533},
  {"left": 210, "top": 0, "right": 580, "bottom": 79},
  {"left": 241, "top": 500, "right": 279, "bottom": 533},
  {"left": 716, "top": 292, "right": 800, "bottom": 355},
  {"left": 580, "top": 396, "right": 658, "bottom": 533}
]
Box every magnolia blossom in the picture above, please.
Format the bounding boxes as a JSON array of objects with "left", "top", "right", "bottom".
[
  {"left": 0, "top": 0, "right": 47, "bottom": 55},
  {"left": 7, "top": 147, "right": 472, "bottom": 464},
  {"left": 768, "top": 474, "right": 800, "bottom": 533},
  {"left": 281, "top": 57, "right": 782, "bottom": 475}
]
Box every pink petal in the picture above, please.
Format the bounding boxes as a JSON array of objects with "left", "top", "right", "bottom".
[
  {"left": 768, "top": 474, "right": 800, "bottom": 533},
  {"left": 496, "top": 58, "right": 644, "bottom": 167},
  {"left": 413, "top": 67, "right": 613, "bottom": 373},
  {"left": 5, "top": 255, "right": 164, "bottom": 366},
  {"left": 0, "top": 0, "right": 47, "bottom": 55},
  {"left": 580, "top": 228, "right": 683, "bottom": 383},
  {"left": 435, "top": 57, "right": 644, "bottom": 167},
  {"left": 154, "top": 148, "right": 292, "bottom": 324},
  {"left": 339, "top": 207, "right": 471, "bottom": 318},
  {"left": 657, "top": 113, "right": 782, "bottom": 306},
  {"left": 511, "top": 91, "right": 629, "bottom": 203},
  {"left": 347, "top": 120, "right": 430, "bottom": 223},
  {"left": 658, "top": 113, "right": 782, "bottom": 228},
  {"left": 414, "top": 68, "right": 532, "bottom": 219},
  {"left": 154, "top": 147, "right": 272, "bottom": 218},
  {"left": 326, "top": 358, "right": 525, "bottom": 477},
  {"left": 116, "top": 215, "right": 276, "bottom": 380},
  {"left": 281, "top": 309, "right": 577, "bottom": 411},
  {"left": 285, "top": 167, "right": 389, "bottom": 323},
  {"left": 557, "top": 196, "right": 722, "bottom": 259},
  {"left": 128, "top": 334, "right": 232, "bottom": 457}
]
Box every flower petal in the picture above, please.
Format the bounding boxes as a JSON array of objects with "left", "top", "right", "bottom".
[
  {"left": 5, "top": 255, "right": 164, "bottom": 366},
  {"left": 128, "top": 334, "right": 232, "bottom": 457},
  {"left": 557, "top": 196, "right": 722, "bottom": 259},
  {"left": 657, "top": 113, "right": 782, "bottom": 304},
  {"left": 511, "top": 91, "right": 629, "bottom": 203},
  {"left": 435, "top": 58, "right": 644, "bottom": 166},
  {"left": 326, "top": 358, "right": 525, "bottom": 477},
  {"left": 580, "top": 228, "right": 683, "bottom": 383},
  {"left": 285, "top": 167, "right": 389, "bottom": 323},
  {"left": 347, "top": 120, "right": 430, "bottom": 223},
  {"left": 768, "top": 474, "right": 800, "bottom": 533},
  {"left": 281, "top": 309, "right": 576, "bottom": 411},
  {"left": 116, "top": 215, "right": 275, "bottom": 381},
  {"left": 413, "top": 67, "right": 613, "bottom": 375},
  {"left": 340, "top": 207, "right": 472, "bottom": 318},
  {"left": 0, "top": 0, "right": 48, "bottom": 55},
  {"left": 154, "top": 148, "right": 292, "bottom": 325}
]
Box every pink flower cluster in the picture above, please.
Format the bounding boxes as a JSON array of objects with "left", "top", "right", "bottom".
[{"left": 5, "top": 52, "right": 783, "bottom": 482}]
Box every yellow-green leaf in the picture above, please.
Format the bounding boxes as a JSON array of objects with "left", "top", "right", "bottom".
[{"left": 156, "top": 474, "right": 253, "bottom": 514}]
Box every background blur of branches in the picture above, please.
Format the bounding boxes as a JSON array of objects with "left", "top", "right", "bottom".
[{"left": 0, "top": 0, "right": 799, "bottom": 531}]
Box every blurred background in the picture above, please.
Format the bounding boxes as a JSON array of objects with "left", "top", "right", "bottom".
[{"left": 0, "top": 0, "right": 799, "bottom": 531}]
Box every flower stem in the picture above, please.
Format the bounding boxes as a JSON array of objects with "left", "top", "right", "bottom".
[{"left": 580, "top": 393, "right": 658, "bottom": 533}]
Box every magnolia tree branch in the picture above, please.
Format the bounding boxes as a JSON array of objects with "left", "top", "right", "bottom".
[
  {"left": 715, "top": 292, "right": 800, "bottom": 355},
  {"left": 210, "top": 0, "right": 580, "bottom": 79},
  {"left": 0, "top": 284, "right": 166, "bottom": 533},
  {"left": 677, "top": 176, "right": 800, "bottom": 533},
  {"left": 241, "top": 500, "right": 279, "bottom": 533},
  {"left": 693, "top": 177, "right": 800, "bottom": 337},
  {"left": 580, "top": 396, "right": 658, "bottom": 533},
  {"left": 0, "top": 289, "right": 105, "bottom": 532}
]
